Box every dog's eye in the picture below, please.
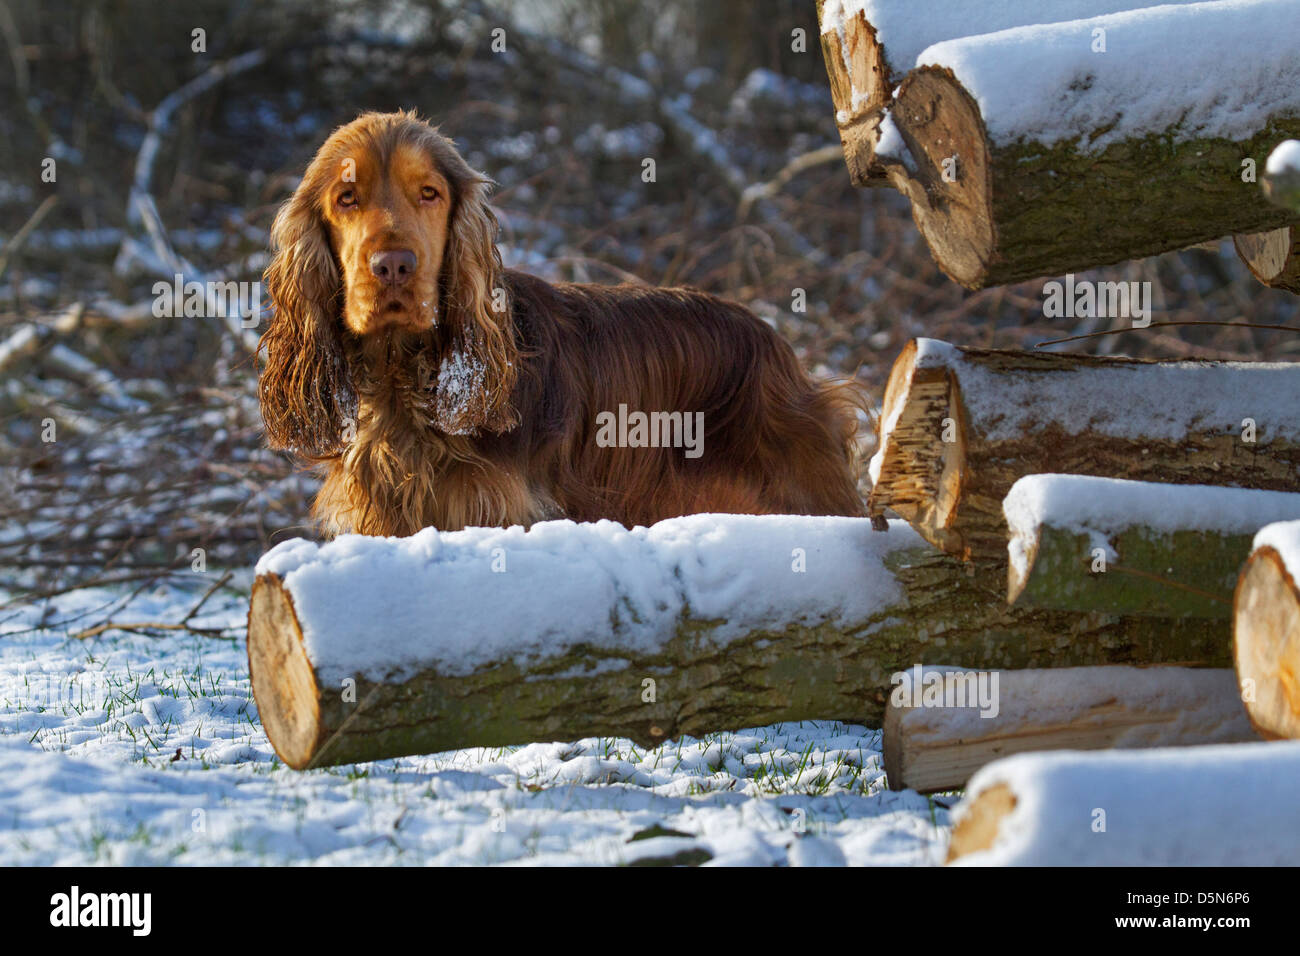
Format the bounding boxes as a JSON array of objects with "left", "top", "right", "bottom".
[
  {"left": 337, "top": 190, "right": 357, "bottom": 208},
  {"left": 420, "top": 186, "right": 440, "bottom": 202}
]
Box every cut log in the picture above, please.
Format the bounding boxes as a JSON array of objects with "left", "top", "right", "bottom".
[
  {"left": 884, "top": 665, "right": 1255, "bottom": 795},
  {"left": 868, "top": 338, "right": 1300, "bottom": 563},
  {"left": 1233, "top": 520, "right": 1300, "bottom": 740},
  {"left": 247, "top": 515, "right": 1226, "bottom": 769},
  {"left": 1233, "top": 227, "right": 1300, "bottom": 294},
  {"left": 815, "top": 0, "right": 1198, "bottom": 189},
  {"left": 857, "top": 1, "right": 1300, "bottom": 288},
  {"left": 946, "top": 742, "right": 1300, "bottom": 865},
  {"left": 1005, "top": 475, "right": 1300, "bottom": 618}
]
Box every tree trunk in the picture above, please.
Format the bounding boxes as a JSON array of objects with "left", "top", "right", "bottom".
[
  {"left": 1005, "top": 476, "right": 1300, "bottom": 618},
  {"left": 1234, "top": 227, "right": 1300, "bottom": 294},
  {"left": 868, "top": 338, "right": 1300, "bottom": 563},
  {"left": 246, "top": 517, "right": 1227, "bottom": 770},
  {"left": 884, "top": 665, "right": 1254, "bottom": 795},
  {"left": 1234, "top": 532, "right": 1300, "bottom": 740}
]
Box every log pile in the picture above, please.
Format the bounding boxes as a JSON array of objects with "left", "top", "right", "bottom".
[
  {"left": 246, "top": 515, "right": 1226, "bottom": 769},
  {"left": 867, "top": 338, "right": 1300, "bottom": 563},
  {"left": 818, "top": 0, "right": 1300, "bottom": 289},
  {"left": 855, "top": 333, "right": 1300, "bottom": 862}
]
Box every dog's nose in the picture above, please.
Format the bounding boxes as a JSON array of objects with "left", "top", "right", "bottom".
[{"left": 369, "top": 249, "right": 417, "bottom": 287}]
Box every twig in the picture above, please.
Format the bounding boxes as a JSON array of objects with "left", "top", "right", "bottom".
[
  {"left": 1036, "top": 321, "right": 1300, "bottom": 348},
  {"left": 0, "top": 195, "right": 59, "bottom": 282}
]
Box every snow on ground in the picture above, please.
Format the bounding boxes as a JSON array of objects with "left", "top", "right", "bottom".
[{"left": 0, "top": 577, "right": 950, "bottom": 866}]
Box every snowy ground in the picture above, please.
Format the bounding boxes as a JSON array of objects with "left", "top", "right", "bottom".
[{"left": 0, "top": 576, "right": 951, "bottom": 866}]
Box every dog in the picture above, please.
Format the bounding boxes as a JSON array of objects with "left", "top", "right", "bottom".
[{"left": 259, "top": 111, "right": 866, "bottom": 536}]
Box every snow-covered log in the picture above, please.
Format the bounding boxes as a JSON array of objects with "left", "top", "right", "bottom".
[
  {"left": 1234, "top": 227, "right": 1300, "bottom": 294},
  {"left": 946, "top": 741, "right": 1300, "bottom": 865},
  {"left": 868, "top": 338, "right": 1300, "bottom": 563},
  {"left": 1234, "top": 520, "right": 1300, "bottom": 740},
  {"left": 884, "top": 665, "right": 1254, "bottom": 795},
  {"left": 1005, "top": 475, "right": 1300, "bottom": 618},
  {"left": 850, "top": 1, "right": 1300, "bottom": 288},
  {"left": 246, "top": 515, "right": 1227, "bottom": 769},
  {"left": 814, "top": 0, "right": 1195, "bottom": 188}
]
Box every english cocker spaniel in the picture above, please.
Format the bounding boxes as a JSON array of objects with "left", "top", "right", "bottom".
[{"left": 259, "top": 111, "right": 867, "bottom": 536}]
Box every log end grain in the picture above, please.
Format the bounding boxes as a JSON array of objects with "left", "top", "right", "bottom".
[
  {"left": 1234, "top": 547, "right": 1300, "bottom": 739},
  {"left": 946, "top": 782, "right": 1016, "bottom": 863},
  {"left": 247, "top": 574, "right": 325, "bottom": 770},
  {"left": 1234, "top": 227, "right": 1300, "bottom": 293},
  {"left": 867, "top": 339, "right": 969, "bottom": 556},
  {"left": 885, "top": 67, "right": 996, "bottom": 289}
]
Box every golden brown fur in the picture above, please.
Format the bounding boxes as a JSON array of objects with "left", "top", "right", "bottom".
[{"left": 260, "top": 111, "right": 867, "bottom": 536}]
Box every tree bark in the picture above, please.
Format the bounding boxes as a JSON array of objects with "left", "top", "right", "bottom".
[
  {"left": 247, "top": 520, "right": 1227, "bottom": 770},
  {"left": 1233, "top": 543, "right": 1300, "bottom": 740},
  {"left": 1234, "top": 227, "right": 1300, "bottom": 293},
  {"left": 884, "top": 666, "right": 1254, "bottom": 794},
  {"left": 868, "top": 338, "right": 1300, "bottom": 563}
]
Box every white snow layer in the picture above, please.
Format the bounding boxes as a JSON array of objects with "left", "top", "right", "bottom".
[
  {"left": 952, "top": 742, "right": 1300, "bottom": 865},
  {"left": 257, "top": 515, "right": 926, "bottom": 683},
  {"left": 914, "top": 0, "right": 1300, "bottom": 150},
  {"left": 1252, "top": 519, "right": 1300, "bottom": 576},
  {"left": 818, "top": 0, "right": 1200, "bottom": 78},
  {"left": 1267, "top": 139, "right": 1300, "bottom": 175}
]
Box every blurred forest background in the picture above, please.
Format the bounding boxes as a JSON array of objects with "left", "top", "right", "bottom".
[{"left": 1, "top": 0, "right": 1297, "bottom": 611}]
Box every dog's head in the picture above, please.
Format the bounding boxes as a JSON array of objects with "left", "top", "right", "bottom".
[{"left": 260, "top": 111, "right": 518, "bottom": 455}]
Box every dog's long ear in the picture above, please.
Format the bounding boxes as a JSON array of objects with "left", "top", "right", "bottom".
[
  {"left": 259, "top": 180, "right": 355, "bottom": 457},
  {"left": 434, "top": 175, "right": 519, "bottom": 435}
]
